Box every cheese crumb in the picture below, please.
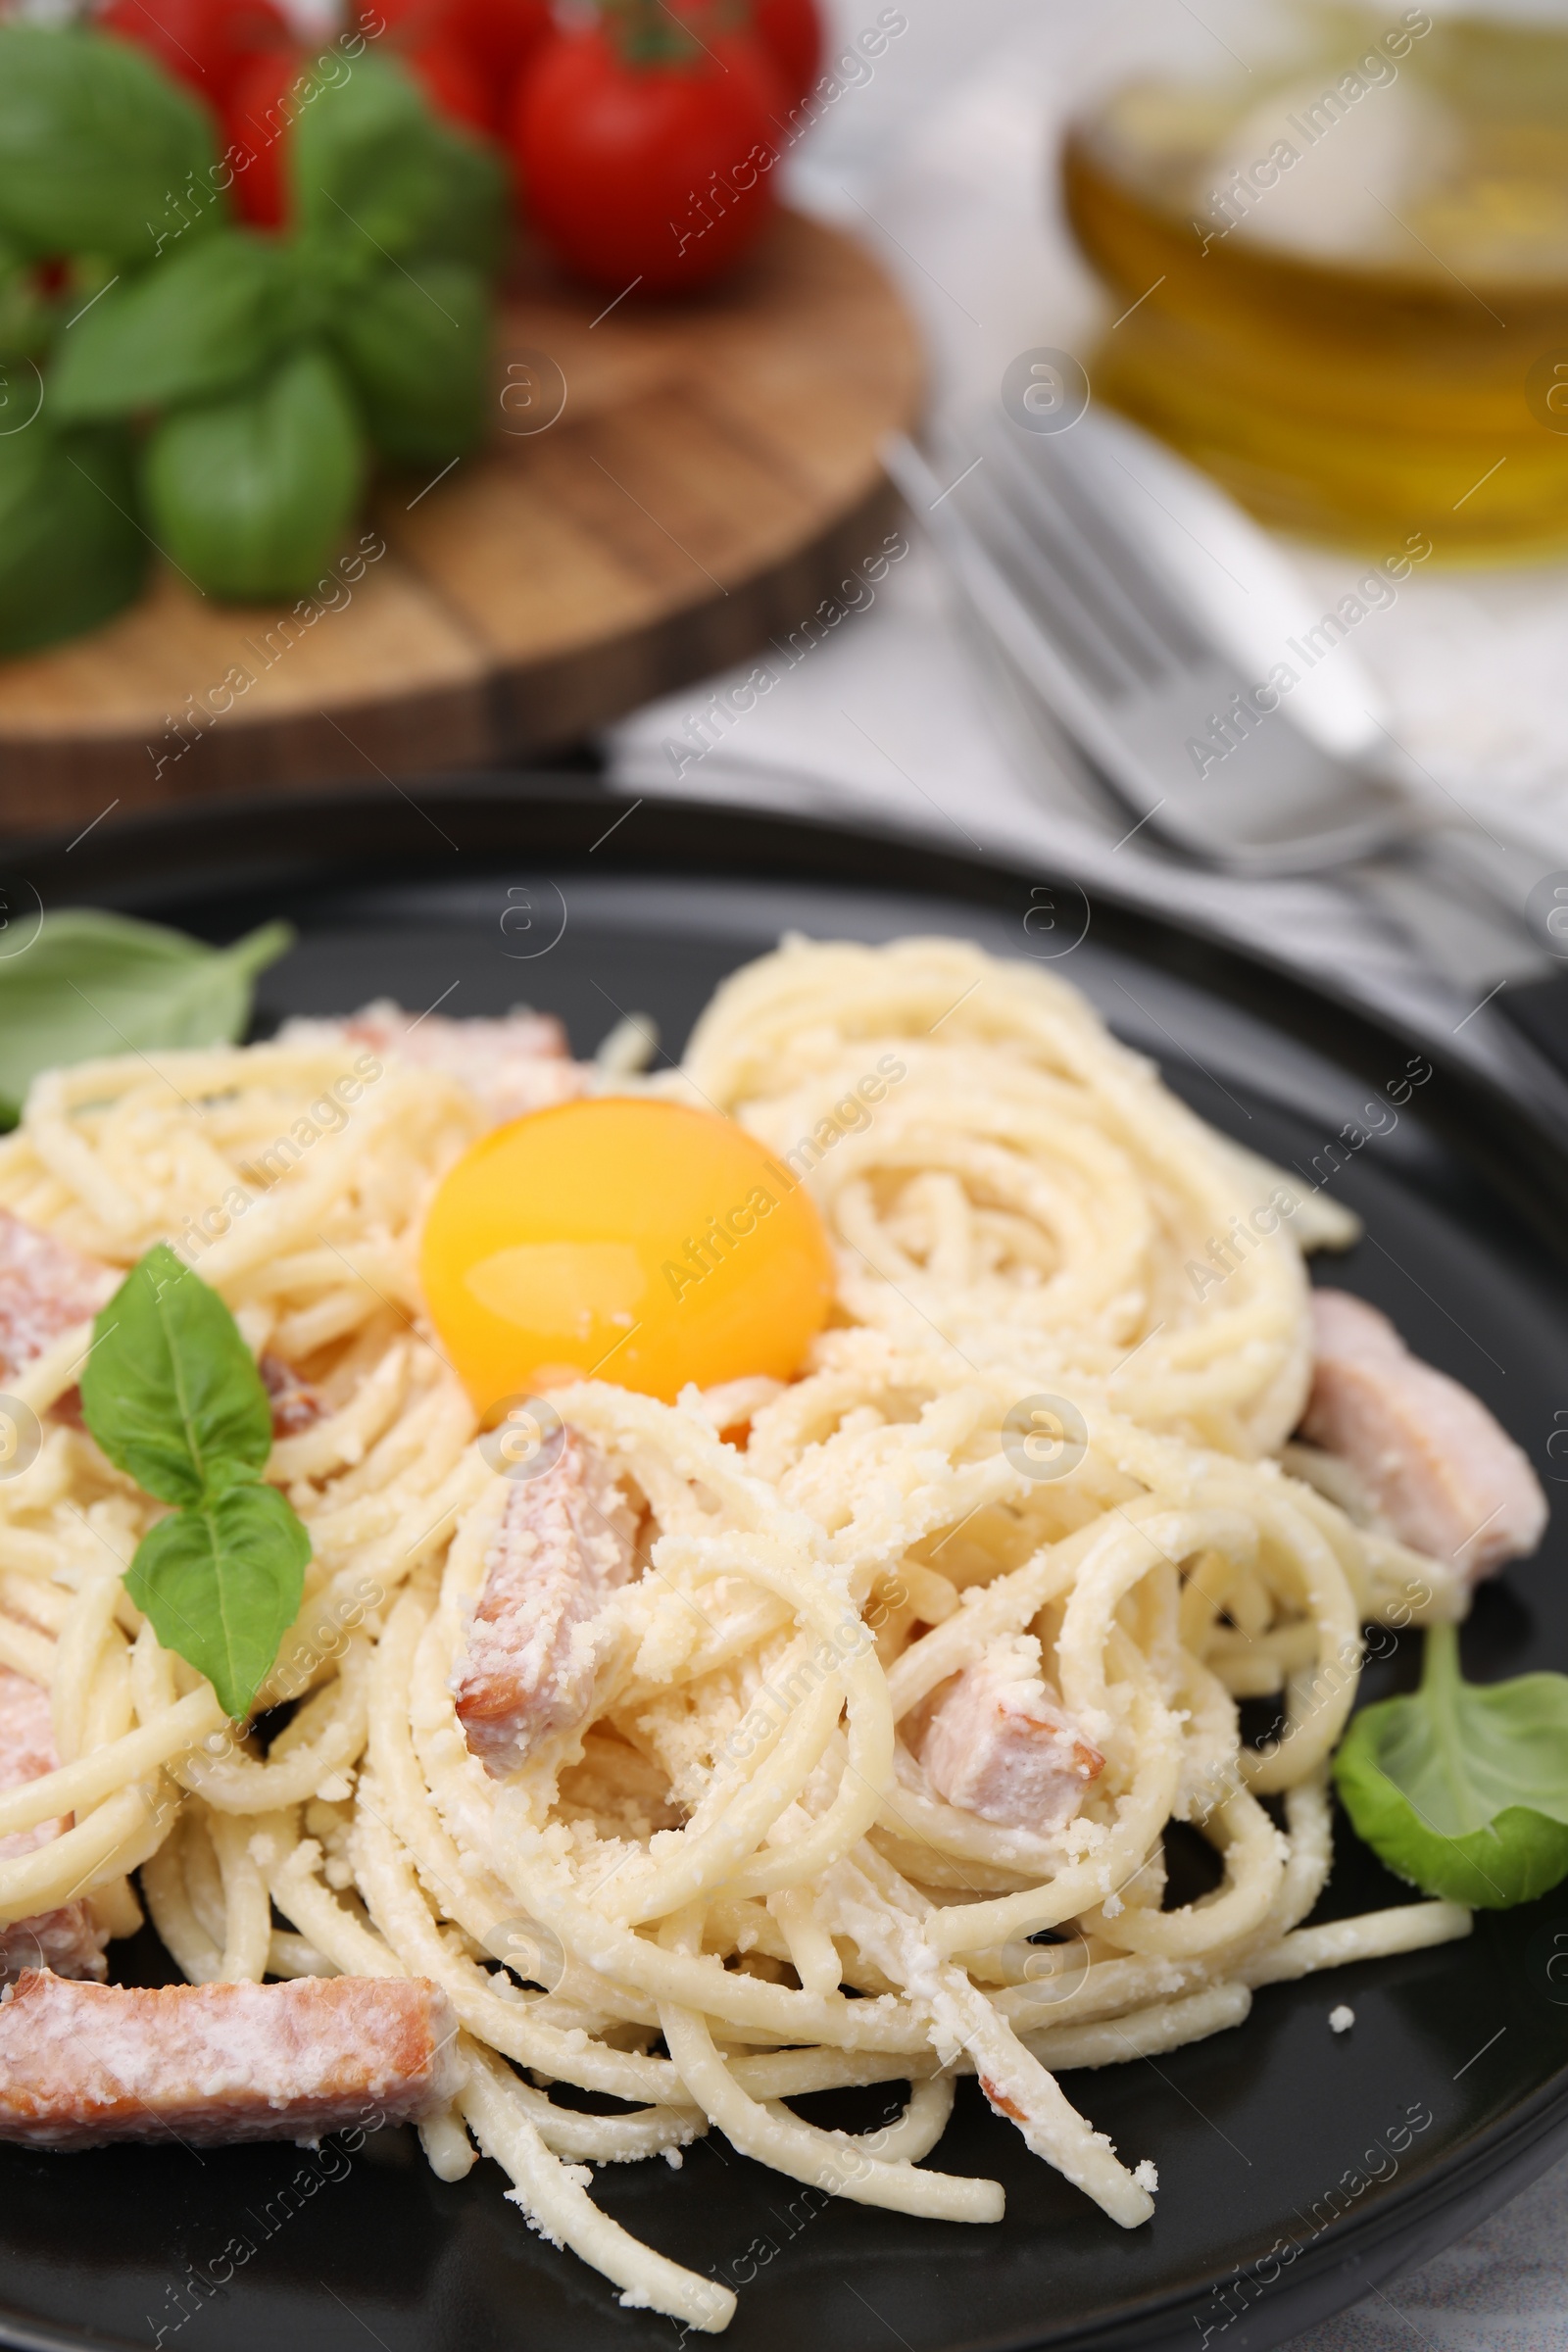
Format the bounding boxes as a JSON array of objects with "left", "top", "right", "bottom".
[
  {"left": 1329, "top": 2003, "right": 1355, "bottom": 2034},
  {"left": 1133, "top": 2159, "right": 1158, "bottom": 2191}
]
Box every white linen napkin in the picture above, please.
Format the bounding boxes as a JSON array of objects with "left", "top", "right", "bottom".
[{"left": 609, "top": 533, "right": 1563, "bottom": 1094}]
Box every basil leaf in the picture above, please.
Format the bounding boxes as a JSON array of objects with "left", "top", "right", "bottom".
[
  {"left": 140, "top": 346, "right": 366, "bottom": 601},
  {"left": 82, "top": 1248, "right": 314, "bottom": 1720},
  {"left": 397, "top": 121, "right": 507, "bottom": 275},
  {"left": 126, "top": 1481, "right": 310, "bottom": 1721},
  {"left": 1334, "top": 1621, "right": 1568, "bottom": 1909},
  {"left": 0, "top": 26, "right": 220, "bottom": 267},
  {"left": 0, "top": 422, "right": 146, "bottom": 661},
  {"left": 0, "top": 909, "right": 291, "bottom": 1127},
  {"left": 0, "top": 232, "right": 51, "bottom": 365},
  {"left": 51, "top": 232, "right": 296, "bottom": 425},
  {"left": 82, "top": 1245, "right": 274, "bottom": 1507},
  {"left": 291, "top": 54, "right": 505, "bottom": 271},
  {"left": 331, "top": 261, "right": 489, "bottom": 466}
]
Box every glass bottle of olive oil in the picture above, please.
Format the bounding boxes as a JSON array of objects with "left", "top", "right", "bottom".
[{"left": 1063, "top": 3, "right": 1568, "bottom": 563}]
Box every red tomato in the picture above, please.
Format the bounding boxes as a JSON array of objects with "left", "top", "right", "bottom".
[
  {"left": 511, "top": 27, "right": 784, "bottom": 295},
  {"left": 224, "top": 42, "right": 486, "bottom": 232},
  {"left": 358, "top": 0, "right": 553, "bottom": 131},
  {"left": 358, "top": 0, "right": 442, "bottom": 38},
  {"left": 98, "top": 0, "right": 291, "bottom": 107},
  {"left": 400, "top": 37, "right": 493, "bottom": 133},
  {"left": 445, "top": 0, "right": 555, "bottom": 99},
  {"left": 222, "top": 46, "right": 298, "bottom": 227},
  {"left": 749, "top": 0, "right": 820, "bottom": 112}
]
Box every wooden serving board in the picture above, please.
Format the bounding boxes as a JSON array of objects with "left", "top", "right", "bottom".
[{"left": 0, "top": 211, "right": 922, "bottom": 832}]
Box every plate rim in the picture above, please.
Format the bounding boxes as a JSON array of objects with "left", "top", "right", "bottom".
[{"left": 12, "top": 773, "right": 1568, "bottom": 1259}]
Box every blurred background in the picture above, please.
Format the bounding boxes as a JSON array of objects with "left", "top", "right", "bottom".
[
  {"left": 7, "top": 0, "right": 1568, "bottom": 1068},
  {"left": 612, "top": 0, "right": 1568, "bottom": 1016}
]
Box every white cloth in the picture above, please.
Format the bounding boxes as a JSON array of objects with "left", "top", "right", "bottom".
[{"left": 610, "top": 532, "right": 1517, "bottom": 1052}]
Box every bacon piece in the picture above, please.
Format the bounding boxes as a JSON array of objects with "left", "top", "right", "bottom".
[
  {"left": 980, "top": 2078, "right": 1027, "bottom": 2124},
  {"left": 279, "top": 1001, "right": 584, "bottom": 1127},
  {"left": 454, "top": 1431, "right": 638, "bottom": 1775},
  {"left": 0, "top": 1665, "right": 108, "bottom": 1985},
  {"left": 0, "top": 1971, "right": 462, "bottom": 2148},
  {"left": 916, "top": 1642, "right": 1103, "bottom": 1834},
  {"left": 0, "top": 1209, "right": 117, "bottom": 1386},
  {"left": 261, "top": 1351, "right": 325, "bottom": 1438},
  {"left": 1302, "top": 1290, "right": 1547, "bottom": 1584}
]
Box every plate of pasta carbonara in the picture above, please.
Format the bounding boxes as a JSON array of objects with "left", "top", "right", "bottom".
[{"left": 0, "top": 804, "right": 1561, "bottom": 2352}]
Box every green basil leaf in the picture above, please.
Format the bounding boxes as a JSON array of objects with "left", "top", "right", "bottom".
[
  {"left": 50, "top": 232, "right": 295, "bottom": 425},
  {"left": 82, "top": 1246, "right": 313, "bottom": 1720},
  {"left": 0, "top": 26, "right": 220, "bottom": 267},
  {"left": 1334, "top": 1621, "right": 1568, "bottom": 1909},
  {"left": 291, "top": 54, "right": 505, "bottom": 270},
  {"left": 140, "top": 346, "right": 366, "bottom": 601},
  {"left": 332, "top": 260, "right": 489, "bottom": 466},
  {"left": 126, "top": 1480, "right": 311, "bottom": 1721},
  {"left": 397, "top": 121, "right": 507, "bottom": 275},
  {"left": 82, "top": 1245, "right": 275, "bottom": 1507},
  {"left": 0, "top": 909, "right": 291, "bottom": 1127},
  {"left": 0, "top": 233, "right": 51, "bottom": 365},
  {"left": 0, "top": 422, "right": 146, "bottom": 661}
]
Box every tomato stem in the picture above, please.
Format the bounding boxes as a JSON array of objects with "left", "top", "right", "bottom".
[{"left": 599, "top": 0, "right": 712, "bottom": 70}]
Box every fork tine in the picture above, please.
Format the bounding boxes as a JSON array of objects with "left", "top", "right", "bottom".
[
  {"left": 956, "top": 466, "right": 1143, "bottom": 703},
  {"left": 885, "top": 432, "right": 1423, "bottom": 880},
  {"left": 888, "top": 443, "right": 1170, "bottom": 811},
  {"left": 980, "top": 420, "right": 1208, "bottom": 670},
  {"left": 942, "top": 434, "right": 1178, "bottom": 698},
  {"left": 959, "top": 436, "right": 1181, "bottom": 693},
  {"left": 1052, "top": 447, "right": 1215, "bottom": 668}
]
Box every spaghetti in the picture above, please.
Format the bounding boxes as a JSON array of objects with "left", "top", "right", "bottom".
[{"left": 0, "top": 935, "right": 1477, "bottom": 2332}]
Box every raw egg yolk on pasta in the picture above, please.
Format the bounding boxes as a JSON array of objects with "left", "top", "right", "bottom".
[{"left": 420, "top": 1097, "right": 836, "bottom": 1408}]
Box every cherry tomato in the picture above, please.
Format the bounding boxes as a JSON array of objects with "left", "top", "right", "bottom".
[
  {"left": 400, "top": 36, "right": 493, "bottom": 134},
  {"left": 98, "top": 0, "right": 291, "bottom": 108},
  {"left": 362, "top": 0, "right": 555, "bottom": 127},
  {"left": 511, "top": 24, "right": 784, "bottom": 295},
  {"left": 224, "top": 42, "right": 487, "bottom": 232},
  {"left": 444, "top": 0, "right": 556, "bottom": 103},
  {"left": 745, "top": 0, "right": 821, "bottom": 112},
  {"left": 222, "top": 47, "right": 297, "bottom": 227}
]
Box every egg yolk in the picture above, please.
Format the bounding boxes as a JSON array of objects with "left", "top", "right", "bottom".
[{"left": 419, "top": 1097, "right": 836, "bottom": 1410}]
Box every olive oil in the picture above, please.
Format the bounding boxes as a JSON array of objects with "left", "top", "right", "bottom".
[{"left": 1063, "top": 7, "right": 1568, "bottom": 563}]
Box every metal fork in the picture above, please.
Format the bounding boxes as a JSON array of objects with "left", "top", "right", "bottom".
[{"left": 883, "top": 414, "right": 1532, "bottom": 919}]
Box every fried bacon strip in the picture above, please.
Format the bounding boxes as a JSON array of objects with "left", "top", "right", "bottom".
[
  {"left": 0, "top": 1209, "right": 116, "bottom": 1386},
  {"left": 916, "top": 1642, "right": 1103, "bottom": 1835},
  {"left": 455, "top": 1432, "right": 639, "bottom": 1775},
  {"left": 0, "top": 1972, "right": 462, "bottom": 2147},
  {"left": 1303, "top": 1290, "right": 1546, "bottom": 1583},
  {"left": 260, "top": 1352, "right": 326, "bottom": 1438},
  {"left": 279, "top": 1001, "right": 584, "bottom": 1127}
]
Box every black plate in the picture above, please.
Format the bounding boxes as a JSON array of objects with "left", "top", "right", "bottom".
[{"left": 5, "top": 782, "right": 1568, "bottom": 2352}]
